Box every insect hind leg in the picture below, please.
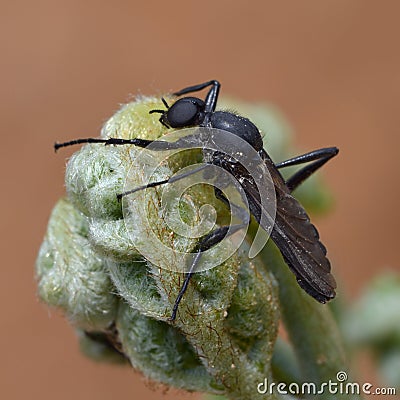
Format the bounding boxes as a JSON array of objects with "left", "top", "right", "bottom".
[{"left": 276, "top": 147, "right": 339, "bottom": 192}]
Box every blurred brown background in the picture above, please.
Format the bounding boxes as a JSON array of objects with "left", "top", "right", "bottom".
[{"left": 1, "top": 1, "right": 399, "bottom": 399}]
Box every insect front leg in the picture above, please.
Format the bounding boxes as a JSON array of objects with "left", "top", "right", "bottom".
[
  {"left": 54, "top": 132, "right": 205, "bottom": 152},
  {"left": 173, "top": 80, "right": 221, "bottom": 113}
]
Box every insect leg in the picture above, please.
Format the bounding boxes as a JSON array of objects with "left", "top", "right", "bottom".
[
  {"left": 169, "top": 250, "right": 201, "bottom": 322},
  {"left": 173, "top": 80, "right": 220, "bottom": 97},
  {"left": 214, "top": 187, "right": 250, "bottom": 225},
  {"left": 117, "top": 164, "right": 209, "bottom": 200},
  {"left": 170, "top": 221, "right": 247, "bottom": 321},
  {"left": 275, "top": 147, "right": 339, "bottom": 169},
  {"left": 55, "top": 133, "right": 204, "bottom": 152},
  {"left": 275, "top": 147, "right": 339, "bottom": 192},
  {"left": 55, "top": 137, "right": 156, "bottom": 152},
  {"left": 170, "top": 188, "right": 250, "bottom": 321},
  {"left": 173, "top": 80, "right": 221, "bottom": 113}
]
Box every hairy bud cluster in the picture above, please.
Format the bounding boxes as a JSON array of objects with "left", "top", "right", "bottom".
[{"left": 36, "top": 97, "right": 345, "bottom": 400}]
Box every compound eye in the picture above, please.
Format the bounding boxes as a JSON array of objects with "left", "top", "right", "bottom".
[{"left": 167, "top": 98, "right": 205, "bottom": 128}]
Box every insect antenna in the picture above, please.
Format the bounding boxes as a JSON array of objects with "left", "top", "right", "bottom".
[{"left": 161, "top": 97, "right": 169, "bottom": 108}]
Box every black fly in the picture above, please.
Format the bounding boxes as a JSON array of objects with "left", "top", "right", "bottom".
[{"left": 55, "top": 80, "right": 338, "bottom": 321}]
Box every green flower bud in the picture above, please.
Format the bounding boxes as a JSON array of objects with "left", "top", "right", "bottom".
[{"left": 36, "top": 198, "right": 118, "bottom": 330}]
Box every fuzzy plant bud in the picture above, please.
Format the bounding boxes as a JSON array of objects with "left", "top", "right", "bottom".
[{"left": 37, "top": 95, "right": 351, "bottom": 400}]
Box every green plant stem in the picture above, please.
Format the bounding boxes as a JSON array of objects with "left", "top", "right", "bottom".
[{"left": 260, "top": 241, "right": 362, "bottom": 400}]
